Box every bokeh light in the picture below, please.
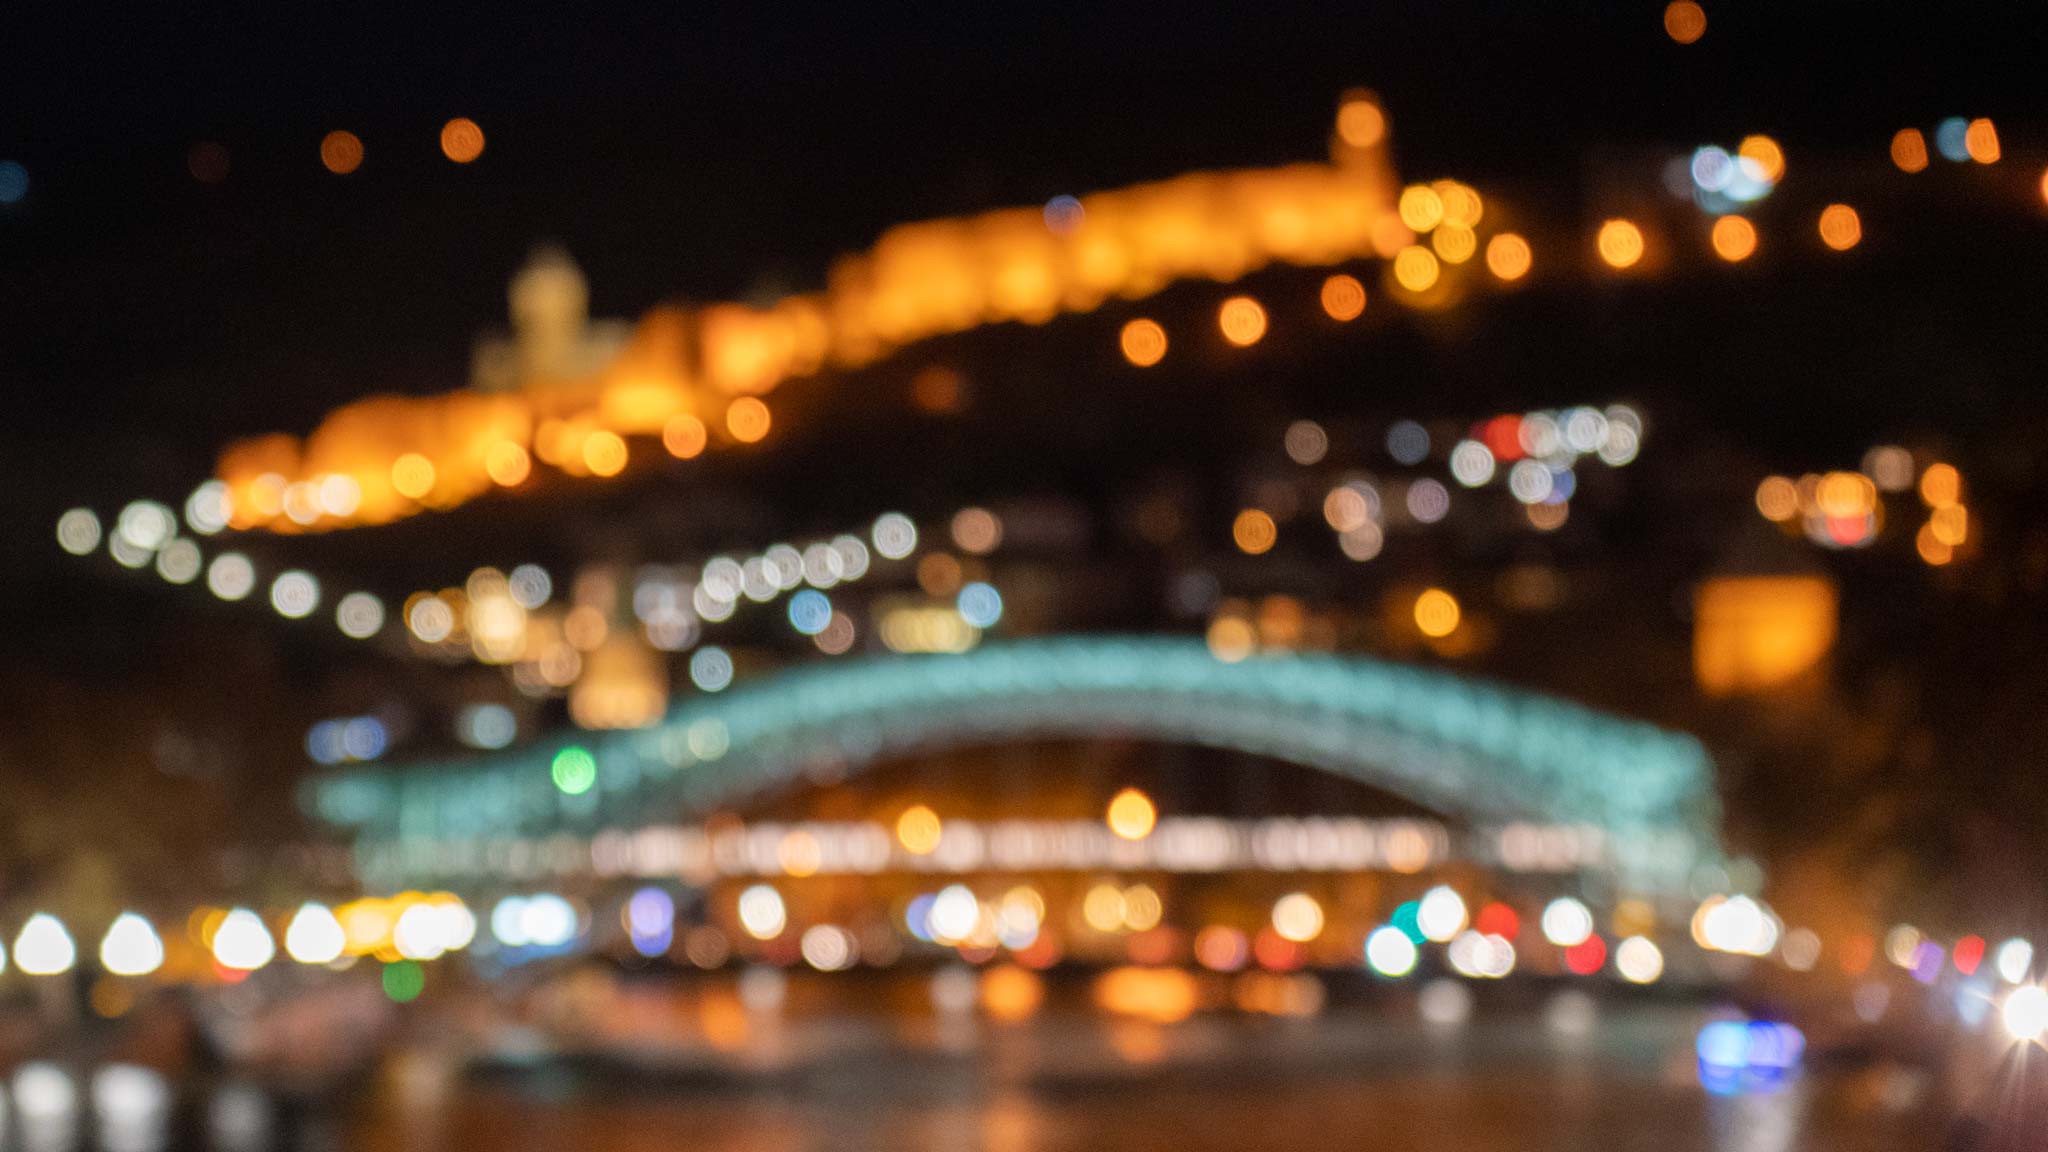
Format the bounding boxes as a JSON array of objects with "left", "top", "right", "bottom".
[
  {"left": 1596, "top": 219, "right": 1645, "bottom": 268},
  {"left": 1320, "top": 274, "right": 1367, "bottom": 321},
  {"left": 1663, "top": 1, "right": 1706, "bottom": 44},
  {"left": 1965, "top": 118, "right": 2001, "bottom": 164},
  {"left": 319, "top": 131, "right": 364, "bottom": 175},
  {"left": 896, "top": 805, "right": 943, "bottom": 855},
  {"left": 1232, "top": 509, "right": 1278, "bottom": 555},
  {"left": 1367, "top": 926, "right": 1419, "bottom": 977},
  {"left": 1890, "top": 128, "right": 1929, "bottom": 173},
  {"left": 1218, "top": 296, "right": 1268, "bottom": 347},
  {"left": 1271, "top": 893, "right": 1324, "bottom": 943},
  {"left": 1485, "top": 233, "right": 1532, "bottom": 281},
  {"left": 1335, "top": 96, "right": 1386, "bottom": 148},
  {"left": 1413, "top": 588, "right": 1461, "bottom": 637},
  {"left": 1119, "top": 318, "right": 1168, "bottom": 366},
  {"left": 1106, "top": 787, "right": 1157, "bottom": 841},
  {"left": 1393, "top": 245, "right": 1440, "bottom": 291},
  {"left": 439, "top": 118, "right": 485, "bottom": 163},
  {"left": 727, "top": 398, "right": 772, "bottom": 443},
  {"left": 1818, "top": 204, "right": 1861, "bottom": 251},
  {"left": 1710, "top": 215, "right": 1756, "bottom": 262}
]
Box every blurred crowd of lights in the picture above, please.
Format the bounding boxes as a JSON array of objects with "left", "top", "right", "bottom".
[
  {"left": 57, "top": 498, "right": 1029, "bottom": 749},
  {"left": 1753, "top": 446, "right": 1970, "bottom": 564}
]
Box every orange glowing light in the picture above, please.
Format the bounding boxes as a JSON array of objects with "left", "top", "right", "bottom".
[
  {"left": 1335, "top": 97, "right": 1386, "bottom": 149},
  {"left": 981, "top": 964, "right": 1045, "bottom": 1022},
  {"left": 582, "top": 430, "right": 628, "bottom": 477},
  {"left": 1431, "top": 224, "right": 1477, "bottom": 264},
  {"left": 1094, "top": 966, "right": 1197, "bottom": 1023},
  {"left": 390, "top": 453, "right": 436, "bottom": 499},
  {"left": 1965, "top": 118, "right": 2001, "bottom": 164},
  {"left": 439, "top": 118, "right": 485, "bottom": 163},
  {"left": 1929, "top": 504, "right": 1968, "bottom": 547},
  {"left": 1693, "top": 575, "right": 1838, "bottom": 695},
  {"left": 1119, "top": 318, "right": 1168, "bottom": 367},
  {"left": 1397, "top": 185, "right": 1444, "bottom": 232},
  {"left": 662, "top": 413, "right": 708, "bottom": 459},
  {"left": 1106, "top": 788, "right": 1158, "bottom": 841},
  {"left": 1891, "top": 128, "right": 1929, "bottom": 173},
  {"left": 895, "top": 805, "right": 943, "bottom": 855},
  {"left": 726, "top": 398, "right": 771, "bottom": 443},
  {"left": 320, "top": 131, "right": 364, "bottom": 175},
  {"left": 1596, "top": 219, "right": 1645, "bottom": 268},
  {"left": 1232, "top": 509, "right": 1278, "bottom": 555},
  {"left": 1218, "top": 296, "right": 1268, "bottom": 346},
  {"left": 1755, "top": 476, "right": 1798, "bottom": 521},
  {"left": 1434, "top": 180, "right": 1483, "bottom": 229},
  {"left": 1485, "top": 233, "right": 1531, "bottom": 281},
  {"left": 1664, "top": 0, "right": 1706, "bottom": 43},
  {"left": 1737, "top": 135, "right": 1785, "bottom": 183},
  {"left": 1414, "top": 588, "right": 1460, "bottom": 638},
  {"left": 1818, "top": 204, "right": 1861, "bottom": 251},
  {"left": 1920, "top": 463, "right": 1961, "bottom": 508},
  {"left": 1393, "top": 245, "right": 1440, "bottom": 291},
  {"left": 1710, "top": 215, "right": 1757, "bottom": 262},
  {"left": 1319, "top": 274, "right": 1366, "bottom": 321},
  {"left": 1916, "top": 523, "right": 1954, "bottom": 566},
  {"left": 484, "top": 441, "right": 531, "bottom": 487}
]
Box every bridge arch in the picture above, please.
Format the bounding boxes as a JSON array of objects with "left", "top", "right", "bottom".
[{"left": 310, "top": 636, "right": 1720, "bottom": 892}]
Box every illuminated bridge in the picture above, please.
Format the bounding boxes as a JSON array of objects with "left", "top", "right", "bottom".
[{"left": 310, "top": 636, "right": 1721, "bottom": 895}]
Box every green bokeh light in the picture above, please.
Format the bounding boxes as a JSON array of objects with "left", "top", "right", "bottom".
[
  {"left": 382, "top": 959, "right": 425, "bottom": 1003},
  {"left": 550, "top": 746, "right": 596, "bottom": 795}
]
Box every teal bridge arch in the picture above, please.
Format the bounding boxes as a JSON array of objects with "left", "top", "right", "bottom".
[{"left": 309, "top": 636, "right": 1721, "bottom": 893}]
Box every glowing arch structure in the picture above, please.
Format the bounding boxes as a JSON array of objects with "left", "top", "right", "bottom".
[{"left": 312, "top": 637, "right": 1721, "bottom": 892}]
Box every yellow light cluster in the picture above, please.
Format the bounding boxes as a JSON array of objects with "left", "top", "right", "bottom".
[{"left": 218, "top": 97, "right": 1403, "bottom": 532}]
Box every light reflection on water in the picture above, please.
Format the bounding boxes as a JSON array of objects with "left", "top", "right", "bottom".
[{"left": 0, "top": 1009, "right": 1942, "bottom": 1152}]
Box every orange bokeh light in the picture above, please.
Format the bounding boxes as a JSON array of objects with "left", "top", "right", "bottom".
[
  {"left": 662, "top": 413, "right": 708, "bottom": 459},
  {"left": 1890, "top": 128, "right": 1929, "bottom": 173},
  {"left": 1818, "top": 204, "right": 1861, "bottom": 251},
  {"left": 1218, "top": 296, "right": 1268, "bottom": 347},
  {"left": 1319, "top": 274, "right": 1366, "bottom": 321},
  {"left": 727, "top": 398, "right": 771, "bottom": 443},
  {"left": 1119, "top": 318, "right": 1167, "bottom": 366},
  {"left": 484, "top": 441, "right": 531, "bottom": 487},
  {"left": 1710, "top": 215, "right": 1756, "bottom": 262},
  {"left": 582, "top": 430, "right": 628, "bottom": 477},
  {"left": 1596, "top": 219, "right": 1645, "bottom": 268},
  {"left": 1664, "top": 0, "right": 1706, "bottom": 43},
  {"left": 440, "top": 118, "right": 485, "bottom": 163},
  {"left": 320, "top": 131, "right": 364, "bottom": 175},
  {"left": 1335, "top": 96, "right": 1386, "bottom": 149},
  {"left": 390, "top": 453, "right": 435, "bottom": 499},
  {"left": 1232, "top": 509, "right": 1278, "bottom": 555},
  {"left": 1485, "top": 233, "right": 1531, "bottom": 281}
]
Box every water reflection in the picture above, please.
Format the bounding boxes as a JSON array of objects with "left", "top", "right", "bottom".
[{"left": 0, "top": 1006, "right": 1943, "bottom": 1151}]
